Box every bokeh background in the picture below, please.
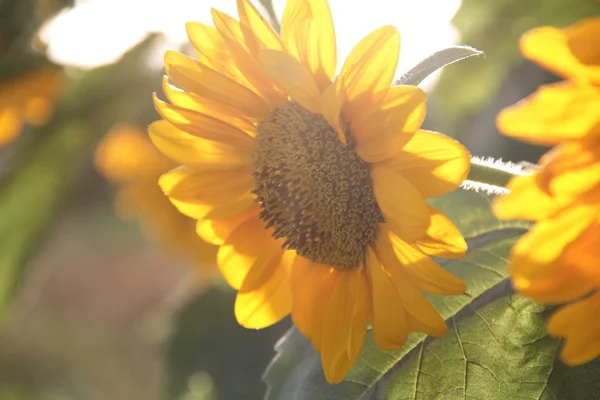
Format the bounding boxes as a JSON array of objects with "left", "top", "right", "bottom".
[{"left": 0, "top": 0, "right": 598, "bottom": 399}]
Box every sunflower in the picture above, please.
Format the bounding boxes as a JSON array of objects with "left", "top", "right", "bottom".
[
  {"left": 95, "top": 123, "right": 218, "bottom": 279},
  {"left": 150, "top": 0, "right": 470, "bottom": 383},
  {"left": 0, "top": 67, "right": 62, "bottom": 148},
  {"left": 494, "top": 16, "right": 600, "bottom": 365}
]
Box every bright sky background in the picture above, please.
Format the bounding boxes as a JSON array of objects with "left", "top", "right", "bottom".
[{"left": 40, "top": 0, "right": 462, "bottom": 89}]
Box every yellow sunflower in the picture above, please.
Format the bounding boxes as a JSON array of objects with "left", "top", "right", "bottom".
[
  {"left": 150, "top": 0, "right": 470, "bottom": 383},
  {"left": 494, "top": 16, "right": 600, "bottom": 365},
  {"left": 0, "top": 67, "right": 62, "bottom": 148},
  {"left": 95, "top": 123, "right": 218, "bottom": 279}
]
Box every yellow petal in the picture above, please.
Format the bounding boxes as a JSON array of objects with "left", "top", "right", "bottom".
[
  {"left": 321, "top": 268, "right": 361, "bottom": 384},
  {"left": 339, "top": 26, "right": 400, "bottom": 119},
  {"left": 280, "top": 0, "right": 336, "bottom": 90},
  {"left": 520, "top": 19, "right": 600, "bottom": 85},
  {"left": 291, "top": 257, "right": 334, "bottom": 341},
  {"left": 389, "top": 230, "right": 466, "bottom": 295},
  {"left": 185, "top": 22, "right": 249, "bottom": 85},
  {"left": 510, "top": 203, "right": 597, "bottom": 280},
  {"left": 347, "top": 270, "right": 370, "bottom": 363},
  {"left": 493, "top": 173, "right": 567, "bottom": 221},
  {"left": 382, "top": 130, "right": 470, "bottom": 198},
  {"left": 160, "top": 166, "right": 253, "bottom": 204},
  {"left": 148, "top": 120, "right": 251, "bottom": 170},
  {"left": 220, "top": 33, "right": 286, "bottom": 108},
  {"left": 164, "top": 50, "right": 270, "bottom": 119},
  {"left": 496, "top": 82, "right": 600, "bottom": 146},
  {"left": 211, "top": 8, "right": 260, "bottom": 54},
  {"left": 153, "top": 94, "right": 254, "bottom": 148},
  {"left": 542, "top": 141, "right": 600, "bottom": 198},
  {"left": 416, "top": 205, "right": 467, "bottom": 259},
  {"left": 371, "top": 165, "right": 430, "bottom": 242},
  {"left": 235, "top": 250, "right": 293, "bottom": 328},
  {"left": 196, "top": 204, "right": 259, "bottom": 245},
  {"left": 561, "top": 220, "right": 600, "bottom": 283},
  {"left": 237, "top": 0, "right": 282, "bottom": 51},
  {"left": 309, "top": 267, "right": 338, "bottom": 352},
  {"left": 217, "top": 216, "right": 278, "bottom": 289},
  {"left": 258, "top": 49, "right": 322, "bottom": 114},
  {"left": 367, "top": 246, "right": 408, "bottom": 350},
  {"left": 162, "top": 76, "right": 257, "bottom": 136},
  {"left": 355, "top": 131, "right": 414, "bottom": 163},
  {"left": 320, "top": 79, "right": 346, "bottom": 144},
  {"left": 352, "top": 85, "right": 427, "bottom": 144},
  {"left": 512, "top": 268, "right": 593, "bottom": 305},
  {"left": 373, "top": 231, "right": 449, "bottom": 337}
]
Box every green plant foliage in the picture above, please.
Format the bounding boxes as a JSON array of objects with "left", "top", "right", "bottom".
[
  {"left": 263, "top": 177, "right": 600, "bottom": 399},
  {"left": 0, "top": 36, "right": 159, "bottom": 319},
  {"left": 435, "top": 0, "right": 600, "bottom": 133}
]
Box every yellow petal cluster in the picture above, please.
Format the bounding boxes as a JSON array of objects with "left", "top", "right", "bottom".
[
  {"left": 95, "top": 123, "right": 217, "bottom": 279},
  {"left": 150, "top": 0, "right": 470, "bottom": 383},
  {"left": 0, "top": 68, "right": 62, "bottom": 147},
  {"left": 494, "top": 16, "right": 600, "bottom": 365}
]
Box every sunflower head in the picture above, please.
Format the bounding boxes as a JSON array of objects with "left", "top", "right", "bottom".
[{"left": 150, "top": 0, "right": 470, "bottom": 384}]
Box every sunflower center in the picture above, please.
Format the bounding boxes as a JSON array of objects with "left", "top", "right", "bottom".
[{"left": 252, "top": 102, "right": 384, "bottom": 269}]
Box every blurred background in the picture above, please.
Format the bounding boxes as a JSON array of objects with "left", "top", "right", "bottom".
[{"left": 0, "top": 0, "right": 597, "bottom": 399}]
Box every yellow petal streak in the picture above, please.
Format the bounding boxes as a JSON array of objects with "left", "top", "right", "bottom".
[
  {"left": 371, "top": 165, "right": 429, "bottom": 242},
  {"left": 235, "top": 250, "right": 293, "bottom": 328},
  {"left": 383, "top": 130, "right": 471, "bottom": 198},
  {"left": 280, "top": 0, "right": 337, "bottom": 90},
  {"left": 416, "top": 205, "right": 468, "bottom": 259},
  {"left": 259, "top": 49, "right": 322, "bottom": 113},
  {"left": 367, "top": 246, "right": 408, "bottom": 350},
  {"left": 339, "top": 26, "right": 400, "bottom": 119},
  {"left": 237, "top": 0, "right": 283, "bottom": 51}
]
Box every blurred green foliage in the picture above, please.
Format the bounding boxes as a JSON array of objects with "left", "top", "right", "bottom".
[{"left": 435, "top": 0, "right": 600, "bottom": 137}]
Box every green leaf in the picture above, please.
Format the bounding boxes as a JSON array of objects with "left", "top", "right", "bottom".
[
  {"left": 263, "top": 184, "right": 562, "bottom": 400},
  {"left": 396, "top": 46, "right": 483, "bottom": 87}
]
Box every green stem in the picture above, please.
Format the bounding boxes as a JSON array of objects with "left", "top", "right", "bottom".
[{"left": 464, "top": 157, "right": 534, "bottom": 194}]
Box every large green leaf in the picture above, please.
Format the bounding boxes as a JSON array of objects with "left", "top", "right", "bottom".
[{"left": 262, "top": 183, "right": 593, "bottom": 400}]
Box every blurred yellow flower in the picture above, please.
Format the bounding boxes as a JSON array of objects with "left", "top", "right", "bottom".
[
  {"left": 0, "top": 68, "right": 62, "bottom": 147},
  {"left": 95, "top": 123, "right": 218, "bottom": 279},
  {"left": 150, "top": 0, "right": 470, "bottom": 383},
  {"left": 494, "top": 16, "right": 600, "bottom": 365}
]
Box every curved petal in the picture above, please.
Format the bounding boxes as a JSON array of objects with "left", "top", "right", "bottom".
[
  {"left": 217, "top": 215, "right": 279, "bottom": 289},
  {"left": 280, "top": 0, "right": 336, "bottom": 90},
  {"left": 148, "top": 120, "right": 251, "bottom": 169},
  {"left": 258, "top": 49, "right": 322, "bottom": 113},
  {"left": 352, "top": 85, "right": 427, "bottom": 144},
  {"left": 160, "top": 166, "right": 253, "bottom": 204},
  {"left": 164, "top": 50, "right": 270, "bottom": 119},
  {"left": 373, "top": 231, "right": 449, "bottom": 337},
  {"left": 371, "top": 164, "right": 430, "bottom": 242},
  {"left": 347, "top": 269, "right": 370, "bottom": 363},
  {"left": 339, "top": 26, "right": 400, "bottom": 120},
  {"left": 235, "top": 249, "right": 293, "bottom": 329},
  {"left": 211, "top": 8, "right": 261, "bottom": 54},
  {"left": 416, "top": 205, "right": 467, "bottom": 259},
  {"left": 382, "top": 130, "right": 470, "bottom": 198},
  {"left": 321, "top": 268, "right": 363, "bottom": 384},
  {"left": 237, "top": 0, "right": 282, "bottom": 51},
  {"left": 520, "top": 19, "right": 600, "bottom": 85},
  {"left": 496, "top": 82, "right": 600, "bottom": 146},
  {"left": 185, "top": 22, "right": 249, "bottom": 85},
  {"left": 510, "top": 203, "right": 597, "bottom": 280},
  {"left": 291, "top": 257, "right": 334, "bottom": 342},
  {"left": 196, "top": 204, "right": 259, "bottom": 245},
  {"left": 561, "top": 220, "right": 600, "bottom": 283},
  {"left": 162, "top": 76, "right": 257, "bottom": 136},
  {"left": 367, "top": 245, "right": 408, "bottom": 350},
  {"left": 389, "top": 230, "right": 466, "bottom": 295},
  {"left": 493, "top": 173, "right": 565, "bottom": 221},
  {"left": 154, "top": 94, "right": 254, "bottom": 148},
  {"left": 356, "top": 131, "right": 414, "bottom": 163},
  {"left": 541, "top": 141, "right": 600, "bottom": 198},
  {"left": 512, "top": 267, "right": 594, "bottom": 305}
]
